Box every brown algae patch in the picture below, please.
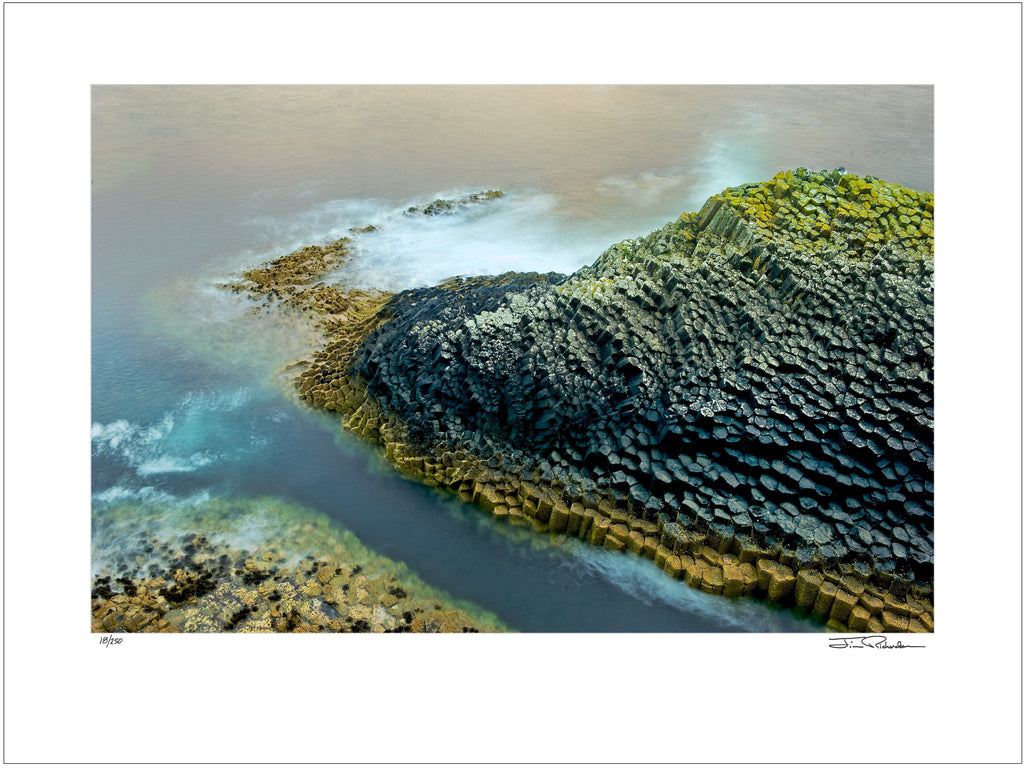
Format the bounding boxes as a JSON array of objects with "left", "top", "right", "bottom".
[{"left": 91, "top": 496, "right": 508, "bottom": 633}]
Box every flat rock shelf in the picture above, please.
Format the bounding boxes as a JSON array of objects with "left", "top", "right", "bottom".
[
  {"left": 234, "top": 170, "right": 935, "bottom": 633},
  {"left": 91, "top": 497, "right": 508, "bottom": 633}
]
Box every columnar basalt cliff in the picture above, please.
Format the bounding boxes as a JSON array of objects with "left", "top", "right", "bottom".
[{"left": 237, "top": 173, "right": 935, "bottom": 632}]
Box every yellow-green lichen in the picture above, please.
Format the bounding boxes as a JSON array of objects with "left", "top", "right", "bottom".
[{"left": 705, "top": 168, "right": 933, "bottom": 260}]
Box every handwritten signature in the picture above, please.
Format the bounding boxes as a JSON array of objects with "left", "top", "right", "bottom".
[
  {"left": 830, "top": 635, "right": 924, "bottom": 649},
  {"left": 98, "top": 634, "right": 123, "bottom": 647}
]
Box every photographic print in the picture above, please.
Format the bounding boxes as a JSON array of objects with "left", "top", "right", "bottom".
[
  {"left": 91, "top": 85, "right": 935, "bottom": 635},
  {"left": 7, "top": 3, "right": 1023, "bottom": 764}
]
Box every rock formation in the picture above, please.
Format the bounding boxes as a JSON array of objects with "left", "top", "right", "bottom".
[
  {"left": 91, "top": 497, "right": 507, "bottom": 633},
  {"left": 241, "top": 173, "right": 936, "bottom": 632}
]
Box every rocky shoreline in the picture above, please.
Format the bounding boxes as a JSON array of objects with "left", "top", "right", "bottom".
[
  {"left": 230, "top": 173, "right": 935, "bottom": 633},
  {"left": 91, "top": 497, "right": 508, "bottom": 633}
]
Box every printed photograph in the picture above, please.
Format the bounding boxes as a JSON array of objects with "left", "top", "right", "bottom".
[{"left": 91, "top": 84, "right": 935, "bottom": 634}]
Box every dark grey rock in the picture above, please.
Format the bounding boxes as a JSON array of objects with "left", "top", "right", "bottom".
[{"left": 346, "top": 176, "right": 934, "bottom": 578}]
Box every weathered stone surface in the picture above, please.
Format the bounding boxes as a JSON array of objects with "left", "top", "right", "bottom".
[
  {"left": 847, "top": 604, "right": 871, "bottom": 632},
  {"left": 767, "top": 565, "right": 796, "bottom": 602},
  {"left": 756, "top": 559, "right": 779, "bottom": 592},
  {"left": 881, "top": 610, "right": 910, "bottom": 632},
  {"left": 664, "top": 555, "right": 683, "bottom": 579},
  {"left": 794, "top": 573, "right": 827, "bottom": 614},
  {"left": 811, "top": 581, "right": 838, "bottom": 620},
  {"left": 683, "top": 559, "right": 704, "bottom": 589},
  {"left": 699, "top": 566, "right": 726, "bottom": 595},
  {"left": 859, "top": 591, "right": 885, "bottom": 617},
  {"left": 829, "top": 589, "right": 859, "bottom": 623},
  {"left": 722, "top": 563, "right": 746, "bottom": 598},
  {"left": 548, "top": 501, "right": 570, "bottom": 533},
  {"left": 739, "top": 562, "right": 759, "bottom": 595}
]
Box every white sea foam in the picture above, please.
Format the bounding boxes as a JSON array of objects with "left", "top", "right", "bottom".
[
  {"left": 559, "top": 538, "right": 818, "bottom": 632},
  {"left": 343, "top": 190, "right": 613, "bottom": 290},
  {"left": 245, "top": 196, "right": 395, "bottom": 262},
  {"left": 689, "top": 141, "right": 760, "bottom": 209},
  {"left": 91, "top": 488, "right": 216, "bottom": 575},
  {"left": 180, "top": 388, "right": 251, "bottom": 413},
  {"left": 94, "top": 484, "right": 168, "bottom": 505},
  {"left": 93, "top": 484, "right": 214, "bottom": 509},
  {"left": 242, "top": 189, "right": 634, "bottom": 293},
  {"left": 229, "top": 511, "right": 276, "bottom": 552},
  {"left": 597, "top": 171, "right": 695, "bottom": 213},
  {"left": 92, "top": 388, "right": 254, "bottom": 478},
  {"left": 136, "top": 452, "right": 216, "bottom": 475},
  {"left": 91, "top": 419, "right": 134, "bottom": 450}
]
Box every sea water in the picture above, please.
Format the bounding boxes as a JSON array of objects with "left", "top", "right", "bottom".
[{"left": 92, "top": 85, "right": 933, "bottom": 631}]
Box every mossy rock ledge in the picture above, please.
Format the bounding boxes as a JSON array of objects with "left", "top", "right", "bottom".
[{"left": 259, "top": 171, "right": 934, "bottom": 633}]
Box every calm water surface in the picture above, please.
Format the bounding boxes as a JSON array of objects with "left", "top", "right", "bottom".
[{"left": 91, "top": 85, "right": 933, "bottom": 631}]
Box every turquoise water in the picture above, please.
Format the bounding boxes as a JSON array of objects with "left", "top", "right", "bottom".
[{"left": 91, "top": 85, "right": 933, "bottom": 631}]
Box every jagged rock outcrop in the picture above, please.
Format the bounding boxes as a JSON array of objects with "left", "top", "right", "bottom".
[{"left": 405, "top": 189, "right": 504, "bottom": 216}]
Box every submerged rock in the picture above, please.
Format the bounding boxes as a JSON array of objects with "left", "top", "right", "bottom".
[{"left": 405, "top": 189, "right": 504, "bottom": 216}]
